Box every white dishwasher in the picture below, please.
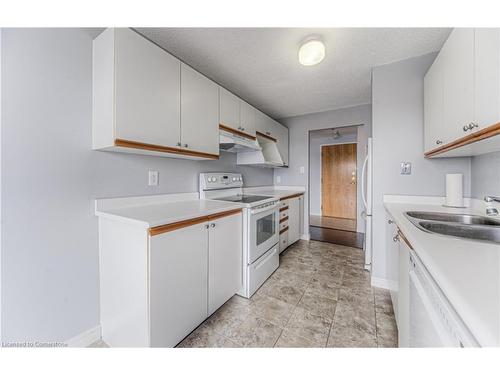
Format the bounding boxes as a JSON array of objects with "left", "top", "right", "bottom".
[{"left": 408, "top": 250, "right": 479, "bottom": 347}]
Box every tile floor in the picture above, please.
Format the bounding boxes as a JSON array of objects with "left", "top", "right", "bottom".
[{"left": 177, "top": 239, "right": 398, "bottom": 348}]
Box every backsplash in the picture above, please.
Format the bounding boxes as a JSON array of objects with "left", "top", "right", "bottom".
[{"left": 471, "top": 151, "right": 500, "bottom": 199}]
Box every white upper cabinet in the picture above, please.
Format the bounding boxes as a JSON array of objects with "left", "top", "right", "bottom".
[
  {"left": 114, "top": 28, "right": 181, "bottom": 148},
  {"left": 93, "top": 28, "right": 181, "bottom": 150},
  {"left": 219, "top": 87, "right": 241, "bottom": 131},
  {"left": 93, "top": 28, "right": 219, "bottom": 160},
  {"left": 240, "top": 101, "right": 257, "bottom": 137},
  {"left": 442, "top": 28, "right": 474, "bottom": 141},
  {"left": 180, "top": 63, "right": 220, "bottom": 156},
  {"left": 424, "top": 53, "right": 444, "bottom": 152},
  {"left": 272, "top": 120, "right": 289, "bottom": 166},
  {"left": 474, "top": 28, "right": 500, "bottom": 130},
  {"left": 219, "top": 88, "right": 257, "bottom": 137},
  {"left": 424, "top": 28, "right": 500, "bottom": 157}
]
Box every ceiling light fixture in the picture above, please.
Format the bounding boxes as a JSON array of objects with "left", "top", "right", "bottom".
[{"left": 298, "top": 39, "right": 325, "bottom": 66}]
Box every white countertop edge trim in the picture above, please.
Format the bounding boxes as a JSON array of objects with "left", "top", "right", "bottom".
[{"left": 95, "top": 192, "right": 199, "bottom": 212}]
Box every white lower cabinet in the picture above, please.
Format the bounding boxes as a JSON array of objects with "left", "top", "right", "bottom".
[
  {"left": 397, "top": 231, "right": 411, "bottom": 347},
  {"left": 98, "top": 210, "right": 242, "bottom": 347},
  {"left": 385, "top": 215, "right": 400, "bottom": 320},
  {"left": 149, "top": 223, "right": 208, "bottom": 347},
  {"left": 287, "top": 197, "right": 300, "bottom": 244},
  {"left": 277, "top": 195, "right": 303, "bottom": 253},
  {"left": 208, "top": 214, "right": 243, "bottom": 315}
]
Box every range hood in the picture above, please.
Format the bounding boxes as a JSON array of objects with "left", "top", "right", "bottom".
[
  {"left": 219, "top": 129, "right": 261, "bottom": 153},
  {"left": 236, "top": 134, "right": 284, "bottom": 168}
]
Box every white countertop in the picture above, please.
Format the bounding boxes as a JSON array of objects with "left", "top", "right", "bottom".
[
  {"left": 384, "top": 196, "right": 500, "bottom": 346},
  {"left": 96, "top": 194, "right": 244, "bottom": 228}
]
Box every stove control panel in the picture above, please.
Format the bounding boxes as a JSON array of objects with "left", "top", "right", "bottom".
[{"left": 200, "top": 172, "right": 243, "bottom": 191}]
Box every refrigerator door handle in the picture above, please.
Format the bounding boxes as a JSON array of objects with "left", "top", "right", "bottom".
[{"left": 361, "top": 155, "right": 368, "bottom": 209}]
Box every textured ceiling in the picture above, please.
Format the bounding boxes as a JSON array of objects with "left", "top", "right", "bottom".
[{"left": 137, "top": 28, "right": 451, "bottom": 119}]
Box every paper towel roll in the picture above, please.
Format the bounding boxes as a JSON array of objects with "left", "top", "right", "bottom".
[{"left": 445, "top": 174, "right": 464, "bottom": 207}]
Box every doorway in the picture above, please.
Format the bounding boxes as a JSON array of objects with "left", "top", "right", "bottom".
[{"left": 308, "top": 126, "right": 364, "bottom": 248}]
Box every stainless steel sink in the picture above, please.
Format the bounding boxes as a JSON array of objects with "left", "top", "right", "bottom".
[
  {"left": 404, "top": 211, "right": 500, "bottom": 244},
  {"left": 418, "top": 221, "right": 500, "bottom": 243},
  {"left": 405, "top": 211, "right": 500, "bottom": 226}
]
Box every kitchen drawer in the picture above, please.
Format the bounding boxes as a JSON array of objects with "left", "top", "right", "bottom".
[
  {"left": 279, "top": 221, "right": 288, "bottom": 231},
  {"left": 248, "top": 245, "right": 279, "bottom": 297},
  {"left": 280, "top": 210, "right": 289, "bottom": 220},
  {"left": 279, "top": 232, "right": 288, "bottom": 254}
]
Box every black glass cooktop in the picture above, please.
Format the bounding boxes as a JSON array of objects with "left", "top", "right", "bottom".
[{"left": 215, "top": 195, "right": 273, "bottom": 204}]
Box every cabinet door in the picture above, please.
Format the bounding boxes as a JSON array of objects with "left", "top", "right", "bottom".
[
  {"left": 442, "top": 29, "right": 474, "bottom": 142},
  {"left": 474, "top": 28, "right": 500, "bottom": 131},
  {"left": 398, "top": 234, "right": 410, "bottom": 347},
  {"left": 287, "top": 197, "right": 301, "bottom": 245},
  {"left": 240, "top": 101, "right": 257, "bottom": 137},
  {"left": 180, "top": 63, "right": 220, "bottom": 155},
  {"left": 255, "top": 110, "right": 268, "bottom": 135},
  {"left": 424, "top": 54, "right": 444, "bottom": 152},
  {"left": 385, "top": 216, "right": 399, "bottom": 320},
  {"left": 149, "top": 223, "right": 208, "bottom": 347},
  {"left": 114, "top": 28, "right": 181, "bottom": 148},
  {"left": 219, "top": 87, "right": 240, "bottom": 131},
  {"left": 273, "top": 121, "right": 289, "bottom": 166},
  {"left": 208, "top": 213, "right": 243, "bottom": 315}
]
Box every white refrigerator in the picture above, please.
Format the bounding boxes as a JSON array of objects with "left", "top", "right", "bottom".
[{"left": 361, "top": 138, "right": 373, "bottom": 270}]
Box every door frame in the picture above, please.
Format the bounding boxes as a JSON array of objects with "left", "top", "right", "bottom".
[
  {"left": 307, "top": 124, "right": 364, "bottom": 234},
  {"left": 319, "top": 141, "right": 358, "bottom": 220}
]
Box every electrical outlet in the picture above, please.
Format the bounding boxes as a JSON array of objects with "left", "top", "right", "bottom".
[
  {"left": 400, "top": 162, "right": 412, "bottom": 175},
  {"left": 148, "top": 170, "right": 159, "bottom": 186}
]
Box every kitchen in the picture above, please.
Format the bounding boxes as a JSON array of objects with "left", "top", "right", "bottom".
[{"left": 1, "top": 3, "right": 500, "bottom": 373}]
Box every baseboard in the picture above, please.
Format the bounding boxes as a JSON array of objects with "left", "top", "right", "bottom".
[
  {"left": 300, "top": 233, "right": 310, "bottom": 241},
  {"left": 371, "top": 276, "right": 390, "bottom": 290},
  {"left": 66, "top": 325, "right": 101, "bottom": 347}
]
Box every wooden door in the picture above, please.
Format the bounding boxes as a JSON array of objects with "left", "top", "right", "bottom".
[{"left": 321, "top": 143, "right": 357, "bottom": 219}]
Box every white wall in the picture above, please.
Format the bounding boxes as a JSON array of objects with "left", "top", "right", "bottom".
[
  {"left": 275, "top": 104, "right": 372, "bottom": 234},
  {"left": 371, "top": 53, "right": 472, "bottom": 282},
  {"left": 471, "top": 151, "right": 500, "bottom": 199},
  {"left": 0, "top": 28, "right": 273, "bottom": 343},
  {"left": 309, "top": 132, "right": 357, "bottom": 216}
]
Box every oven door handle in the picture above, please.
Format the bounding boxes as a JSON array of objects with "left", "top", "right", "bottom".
[{"left": 250, "top": 205, "right": 278, "bottom": 215}]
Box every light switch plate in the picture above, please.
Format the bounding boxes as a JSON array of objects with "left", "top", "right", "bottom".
[
  {"left": 400, "top": 162, "right": 411, "bottom": 175},
  {"left": 300, "top": 166, "right": 305, "bottom": 174},
  {"left": 148, "top": 170, "right": 159, "bottom": 186},
  {"left": 276, "top": 176, "right": 281, "bottom": 184}
]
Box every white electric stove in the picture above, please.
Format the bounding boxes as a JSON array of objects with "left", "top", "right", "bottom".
[{"left": 199, "top": 173, "right": 280, "bottom": 297}]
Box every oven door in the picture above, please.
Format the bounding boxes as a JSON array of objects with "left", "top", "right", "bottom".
[{"left": 249, "top": 206, "right": 279, "bottom": 264}]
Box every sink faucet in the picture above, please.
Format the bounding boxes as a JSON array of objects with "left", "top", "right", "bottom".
[{"left": 484, "top": 196, "right": 500, "bottom": 216}]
